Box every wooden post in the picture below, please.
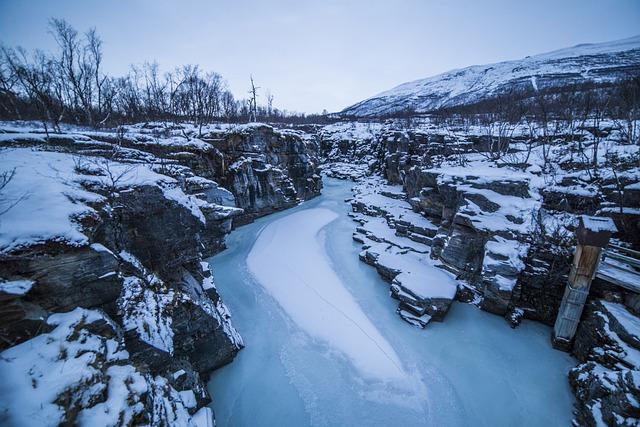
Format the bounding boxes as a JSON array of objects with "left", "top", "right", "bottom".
[{"left": 552, "top": 216, "right": 617, "bottom": 351}]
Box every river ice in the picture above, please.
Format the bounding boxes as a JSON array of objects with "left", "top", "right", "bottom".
[
  {"left": 207, "top": 178, "right": 576, "bottom": 426},
  {"left": 247, "top": 207, "right": 406, "bottom": 381}
]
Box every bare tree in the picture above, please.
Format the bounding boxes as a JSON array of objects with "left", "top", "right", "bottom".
[
  {"left": 86, "top": 28, "right": 107, "bottom": 125},
  {"left": 534, "top": 92, "right": 553, "bottom": 170},
  {"left": 49, "top": 19, "right": 91, "bottom": 124},
  {"left": 0, "top": 50, "right": 22, "bottom": 119},
  {"left": 612, "top": 76, "right": 640, "bottom": 146},
  {"left": 248, "top": 76, "right": 259, "bottom": 122},
  {"left": 221, "top": 90, "right": 236, "bottom": 120},
  {"left": 265, "top": 89, "right": 274, "bottom": 117},
  {"left": 2, "top": 46, "right": 63, "bottom": 133}
]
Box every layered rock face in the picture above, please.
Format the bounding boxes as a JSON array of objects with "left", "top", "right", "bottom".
[
  {"left": 321, "top": 120, "right": 638, "bottom": 326},
  {"left": 571, "top": 300, "right": 640, "bottom": 426},
  {"left": 0, "top": 120, "right": 322, "bottom": 425},
  {"left": 201, "top": 124, "right": 322, "bottom": 223},
  {"left": 0, "top": 143, "right": 243, "bottom": 424},
  {"left": 91, "top": 122, "right": 322, "bottom": 224}
]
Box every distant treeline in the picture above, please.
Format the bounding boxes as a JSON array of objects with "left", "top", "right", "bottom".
[
  {"left": 0, "top": 19, "right": 337, "bottom": 131},
  {"left": 359, "top": 77, "right": 640, "bottom": 130},
  {"left": 436, "top": 79, "right": 640, "bottom": 122}
]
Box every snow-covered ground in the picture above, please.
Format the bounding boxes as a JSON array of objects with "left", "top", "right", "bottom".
[
  {"left": 0, "top": 147, "right": 207, "bottom": 253},
  {"left": 0, "top": 308, "right": 212, "bottom": 427}
]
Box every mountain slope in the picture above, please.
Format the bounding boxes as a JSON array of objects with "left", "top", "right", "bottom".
[{"left": 341, "top": 35, "right": 640, "bottom": 117}]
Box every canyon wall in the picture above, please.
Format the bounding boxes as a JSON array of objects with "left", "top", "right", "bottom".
[{"left": 0, "top": 121, "right": 322, "bottom": 425}]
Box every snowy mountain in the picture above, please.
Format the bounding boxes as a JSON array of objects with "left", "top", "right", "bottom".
[{"left": 341, "top": 35, "right": 640, "bottom": 117}]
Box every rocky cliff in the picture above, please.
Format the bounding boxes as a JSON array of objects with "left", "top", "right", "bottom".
[
  {"left": 0, "top": 120, "right": 322, "bottom": 426},
  {"left": 318, "top": 118, "right": 640, "bottom": 424}
]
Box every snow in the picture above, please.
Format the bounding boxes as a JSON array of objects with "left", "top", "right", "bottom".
[
  {"left": 0, "top": 308, "right": 132, "bottom": 426},
  {"left": 120, "top": 275, "right": 175, "bottom": 354},
  {"left": 180, "top": 269, "right": 244, "bottom": 349},
  {"left": 0, "top": 147, "right": 207, "bottom": 253},
  {"left": 0, "top": 305, "right": 210, "bottom": 426},
  {"left": 0, "top": 149, "right": 102, "bottom": 253},
  {"left": 179, "top": 390, "right": 197, "bottom": 408},
  {"left": 75, "top": 364, "right": 149, "bottom": 426},
  {"left": 90, "top": 242, "right": 114, "bottom": 254},
  {"left": 362, "top": 241, "right": 457, "bottom": 300},
  {"left": 393, "top": 267, "right": 457, "bottom": 300},
  {"left": 581, "top": 215, "right": 618, "bottom": 233},
  {"left": 162, "top": 185, "right": 206, "bottom": 223},
  {"left": 358, "top": 216, "right": 430, "bottom": 253},
  {"left": 342, "top": 35, "right": 640, "bottom": 116},
  {"left": 602, "top": 301, "right": 640, "bottom": 343},
  {"left": 594, "top": 308, "right": 640, "bottom": 369},
  {"left": 191, "top": 407, "right": 215, "bottom": 427},
  {"left": 0, "top": 278, "right": 34, "bottom": 295},
  {"left": 247, "top": 207, "right": 406, "bottom": 380}
]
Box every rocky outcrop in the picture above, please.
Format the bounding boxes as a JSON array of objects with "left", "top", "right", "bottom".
[
  {"left": 320, "top": 115, "right": 640, "bottom": 426},
  {"left": 0, "top": 117, "right": 330, "bottom": 424},
  {"left": 403, "top": 166, "right": 541, "bottom": 317},
  {"left": 349, "top": 178, "right": 458, "bottom": 327},
  {"left": 0, "top": 307, "right": 215, "bottom": 426},
  {"left": 62, "top": 122, "right": 322, "bottom": 224},
  {"left": 202, "top": 124, "right": 322, "bottom": 223},
  {"left": 570, "top": 300, "right": 640, "bottom": 426},
  {"left": 0, "top": 131, "right": 246, "bottom": 425}
]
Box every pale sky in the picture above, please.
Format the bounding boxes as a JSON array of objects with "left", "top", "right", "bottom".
[{"left": 1, "top": 0, "right": 639, "bottom": 113}]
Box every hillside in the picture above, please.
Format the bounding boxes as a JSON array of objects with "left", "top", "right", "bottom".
[{"left": 341, "top": 35, "right": 640, "bottom": 117}]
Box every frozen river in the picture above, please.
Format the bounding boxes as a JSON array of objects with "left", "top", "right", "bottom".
[{"left": 207, "top": 178, "right": 576, "bottom": 426}]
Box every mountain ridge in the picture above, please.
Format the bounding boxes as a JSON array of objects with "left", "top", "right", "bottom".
[{"left": 341, "top": 35, "right": 640, "bottom": 117}]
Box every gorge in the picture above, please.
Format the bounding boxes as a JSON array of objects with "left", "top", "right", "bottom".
[{"left": 0, "top": 26, "right": 639, "bottom": 427}]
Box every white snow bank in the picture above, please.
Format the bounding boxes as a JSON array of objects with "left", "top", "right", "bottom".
[
  {"left": 0, "top": 148, "right": 207, "bottom": 253},
  {"left": 0, "top": 308, "right": 133, "bottom": 426},
  {"left": 365, "top": 242, "right": 457, "bottom": 300},
  {"left": 0, "top": 149, "right": 102, "bottom": 252},
  {"left": 247, "top": 207, "right": 406, "bottom": 380},
  {"left": 581, "top": 215, "right": 618, "bottom": 233},
  {"left": 0, "top": 307, "right": 209, "bottom": 426},
  {"left": 0, "top": 278, "right": 34, "bottom": 295}
]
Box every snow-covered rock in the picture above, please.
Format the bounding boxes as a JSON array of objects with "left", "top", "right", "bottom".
[
  {"left": 0, "top": 308, "right": 206, "bottom": 426},
  {"left": 350, "top": 178, "right": 458, "bottom": 326},
  {"left": 571, "top": 300, "right": 640, "bottom": 426},
  {"left": 0, "top": 126, "right": 254, "bottom": 425},
  {"left": 317, "top": 111, "right": 639, "bottom": 424}
]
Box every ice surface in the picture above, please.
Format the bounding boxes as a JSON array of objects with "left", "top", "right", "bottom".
[
  {"left": 247, "top": 207, "right": 406, "bottom": 380},
  {"left": 207, "top": 178, "right": 576, "bottom": 427}
]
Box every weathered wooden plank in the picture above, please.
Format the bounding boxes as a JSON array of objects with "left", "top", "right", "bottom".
[
  {"left": 604, "top": 250, "right": 640, "bottom": 269},
  {"left": 609, "top": 243, "right": 640, "bottom": 259}
]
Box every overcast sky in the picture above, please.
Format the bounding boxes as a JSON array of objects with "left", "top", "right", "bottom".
[{"left": 1, "top": 0, "right": 639, "bottom": 113}]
